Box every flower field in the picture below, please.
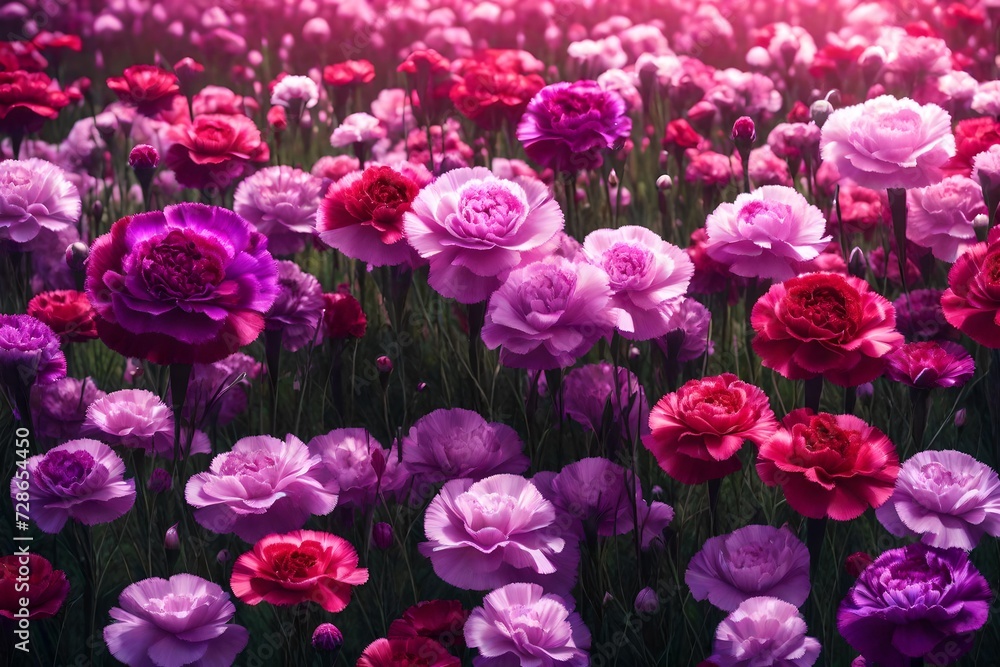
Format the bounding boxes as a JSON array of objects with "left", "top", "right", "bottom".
[{"left": 1, "top": 0, "right": 1000, "bottom": 665}]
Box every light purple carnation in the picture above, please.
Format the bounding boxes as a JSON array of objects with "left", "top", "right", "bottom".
[
  {"left": 17, "top": 439, "right": 136, "bottom": 533},
  {"left": 710, "top": 597, "right": 821, "bottom": 667},
  {"left": 905, "top": 176, "right": 987, "bottom": 262},
  {"left": 481, "top": 257, "right": 616, "bottom": 370},
  {"left": 876, "top": 450, "right": 1000, "bottom": 550},
  {"left": 270, "top": 74, "right": 319, "bottom": 110},
  {"left": 704, "top": 186, "right": 831, "bottom": 281},
  {"left": 104, "top": 573, "right": 248, "bottom": 667},
  {"left": 265, "top": 261, "right": 324, "bottom": 351},
  {"left": 185, "top": 434, "right": 337, "bottom": 542},
  {"left": 30, "top": 376, "right": 106, "bottom": 443},
  {"left": 516, "top": 80, "right": 632, "bottom": 174},
  {"left": 464, "top": 583, "right": 590, "bottom": 667},
  {"left": 179, "top": 352, "right": 261, "bottom": 426},
  {"left": 330, "top": 112, "right": 387, "bottom": 148},
  {"left": 561, "top": 362, "right": 649, "bottom": 437},
  {"left": 685, "top": 525, "right": 811, "bottom": 612},
  {"left": 0, "top": 314, "right": 66, "bottom": 393},
  {"left": 820, "top": 95, "right": 955, "bottom": 190},
  {"left": 404, "top": 167, "right": 564, "bottom": 304},
  {"left": 85, "top": 388, "right": 211, "bottom": 459},
  {"left": 401, "top": 408, "right": 529, "bottom": 488},
  {"left": 0, "top": 158, "right": 81, "bottom": 244},
  {"left": 972, "top": 80, "right": 1000, "bottom": 117},
  {"left": 971, "top": 144, "right": 1000, "bottom": 191},
  {"left": 419, "top": 474, "right": 579, "bottom": 595},
  {"left": 307, "top": 428, "right": 407, "bottom": 512},
  {"left": 582, "top": 225, "right": 694, "bottom": 339},
  {"left": 536, "top": 457, "right": 639, "bottom": 539},
  {"left": 656, "top": 297, "right": 715, "bottom": 362},
  {"left": 233, "top": 165, "right": 325, "bottom": 256}
]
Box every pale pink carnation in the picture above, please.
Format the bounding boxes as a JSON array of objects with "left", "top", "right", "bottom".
[
  {"left": 972, "top": 81, "right": 1000, "bottom": 118},
  {"left": 270, "top": 75, "right": 319, "bottom": 110},
  {"left": 330, "top": 112, "right": 387, "bottom": 148},
  {"left": 307, "top": 428, "right": 407, "bottom": 512},
  {"left": 85, "top": 389, "right": 211, "bottom": 459},
  {"left": 233, "top": 165, "right": 325, "bottom": 255},
  {"left": 906, "top": 176, "right": 988, "bottom": 262},
  {"left": 0, "top": 158, "right": 81, "bottom": 244}
]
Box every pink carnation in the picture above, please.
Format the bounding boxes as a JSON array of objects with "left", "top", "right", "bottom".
[
  {"left": 905, "top": 175, "right": 987, "bottom": 262},
  {"left": 233, "top": 165, "right": 325, "bottom": 256}
]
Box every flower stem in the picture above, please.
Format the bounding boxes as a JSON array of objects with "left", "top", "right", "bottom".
[
  {"left": 887, "top": 187, "right": 909, "bottom": 291},
  {"left": 804, "top": 376, "right": 823, "bottom": 412}
]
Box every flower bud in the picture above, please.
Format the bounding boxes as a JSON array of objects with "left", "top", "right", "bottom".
[
  {"left": 656, "top": 174, "right": 673, "bottom": 191},
  {"left": 370, "top": 447, "right": 386, "bottom": 480},
  {"left": 91, "top": 200, "right": 103, "bottom": 227},
  {"left": 216, "top": 549, "right": 231, "bottom": 564},
  {"left": 267, "top": 105, "right": 288, "bottom": 132},
  {"left": 731, "top": 116, "right": 756, "bottom": 152},
  {"left": 147, "top": 468, "right": 172, "bottom": 494},
  {"left": 416, "top": 381, "right": 428, "bottom": 392},
  {"left": 845, "top": 551, "right": 873, "bottom": 578},
  {"left": 65, "top": 242, "right": 90, "bottom": 271},
  {"left": 312, "top": 623, "right": 344, "bottom": 654},
  {"left": 128, "top": 144, "right": 160, "bottom": 171},
  {"left": 608, "top": 169, "right": 619, "bottom": 187},
  {"left": 602, "top": 592, "right": 613, "bottom": 606},
  {"left": 372, "top": 522, "right": 393, "bottom": 550},
  {"left": 376, "top": 355, "right": 393, "bottom": 390},
  {"left": 809, "top": 99, "right": 833, "bottom": 128},
  {"left": 164, "top": 524, "right": 180, "bottom": 551},
  {"left": 634, "top": 587, "right": 659, "bottom": 614},
  {"left": 955, "top": 408, "right": 967, "bottom": 428}
]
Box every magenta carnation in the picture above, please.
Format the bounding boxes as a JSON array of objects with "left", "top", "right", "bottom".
[
  {"left": 0, "top": 314, "right": 66, "bottom": 390},
  {"left": 30, "top": 376, "right": 106, "bottom": 442},
  {"left": 233, "top": 165, "right": 325, "bottom": 256},
  {"left": 265, "top": 260, "right": 325, "bottom": 351},
  {"left": 883, "top": 341, "right": 975, "bottom": 389},
  {"left": 561, "top": 362, "right": 649, "bottom": 437},
  {"left": 404, "top": 167, "right": 564, "bottom": 304}
]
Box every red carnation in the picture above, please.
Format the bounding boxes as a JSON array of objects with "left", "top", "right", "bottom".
[
  {"left": 450, "top": 61, "right": 544, "bottom": 131},
  {"left": 941, "top": 228, "right": 1000, "bottom": 348},
  {"left": 357, "top": 637, "right": 459, "bottom": 667},
  {"left": 397, "top": 49, "right": 456, "bottom": 125},
  {"left": 388, "top": 600, "right": 469, "bottom": 649},
  {"left": 751, "top": 272, "right": 903, "bottom": 387},
  {"left": 27, "top": 290, "right": 98, "bottom": 342},
  {"left": 644, "top": 374, "right": 779, "bottom": 485},
  {"left": 662, "top": 118, "right": 704, "bottom": 153},
  {"left": 106, "top": 65, "right": 180, "bottom": 116},
  {"left": 756, "top": 409, "right": 899, "bottom": 521},
  {"left": 0, "top": 554, "right": 69, "bottom": 619},
  {"left": 164, "top": 114, "right": 270, "bottom": 191},
  {"left": 943, "top": 117, "right": 1000, "bottom": 177},
  {"left": 0, "top": 70, "right": 70, "bottom": 136},
  {"left": 321, "top": 291, "right": 367, "bottom": 340},
  {"left": 322, "top": 60, "right": 375, "bottom": 87}
]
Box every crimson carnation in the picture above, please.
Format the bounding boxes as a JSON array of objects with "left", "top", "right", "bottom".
[
  {"left": 0, "top": 554, "right": 68, "bottom": 619},
  {"left": 322, "top": 60, "right": 375, "bottom": 87},
  {"left": 944, "top": 116, "right": 1000, "bottom": 176},
  {"left": 27, "top": 290, "right": 98, "bottom": 342},
  {"left": 322, "top": 291, "right": 367, "bottom": 339},
  {"left": 85, "top": 203, "right": 279, "bottom": 365},
  {"left": 106, "top": 65, "right": 180, "bottom": 115},
  {"left": 165, "top": 114, "right": 270, "bottom": 191},
  {"left": 357, "top": 637, "right": 459, "bottom": 667},
  {"left": 751, "top": 272, "right": 903, "bottom": 387},
  {"left": 317, "top": 166, "right": 420, "bottom": 267},
  {"left": 388, "top": 600, "right": 469, "bottom": 649},
  {"left": 0, "top": 69, "right": 70, "bottom": 135},
  {"left": 450, "top": 59, "right": 545, "bottom": 131},
  {"left": 662, "top": 118, "right": 704, "bottom": 153},
  {"left": 941, "top": 229, "right": 1000, "bottom": 348},
  {"left": 644, "top": 374, "right": 778, "bottom": 485},
  {"left": 757, "top": 409, "right": 900, "bottom": 521}
]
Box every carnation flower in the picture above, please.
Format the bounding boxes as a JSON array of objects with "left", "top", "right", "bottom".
[
  {"left": 0, "top": 70, "right": 70, "bottom": 136},
  {"left": 401, "top": 408, "right": 529, "bottom": 489},
  {"left": 838, "top": 544, "right": 991, "bottom": 666},
  {"left": 685, "top": 150, "right": 742, "bottom": 187},
  {"left": 538, "top": 457, "right": 640, "bottom": 539},
  {"left": 767, "top": 122, "right": 821, "bottom": 163},
  {"left": 0, "top": 158, "right": 81, "bottom": 244},
  {"left": 645, "top": 374, "right": 778, "bottom": 485},
  {"left": 185, "top": 434, "right": 337, "bottom": 541},
  {"left": 450, "top": 56, "right": 545, "bottom": 131},
  {"left": 419, "top": 474, "right": 577, "bottom": 594},
  {"left": 945, "top": 117, "right": 1000, "bottom": 176},
  {"left": 321, "top": 291, "right": 367, "bottom": 340},
  {"left": 757, "top": 410, "right": 899, "bottom": 521},
  {"left": 357, "top": 637, "right": 459, "bottom": 667},
  {"left": 17, "top": 438, "right": 135, "bottom": 533},
  {"left": 265, "top": 261, "right": 324, "bottom": 351},
  {"left": 819, "top": 95, "right": 955, "bottom": 190},
  {"left": 30, "top": 376, "right": 105, "bottom": 442},
  {"left": 656, "top": 297, "right": 715, "bottom": 363},
  {"left": 831, "top": 185, "right": 889, "bottom": 236},
  {"left": 481, "top": 257, "right": 616, "bottom": 370},
  {"left": 317, "top": 165, "right": 421, "bottom": 267},
  {"left": 404, "top": 166, "right": 564, "bottom": 304},
  {"left": 704, "top": 186, "right": 831, "bottom": 281},
  {"left": 191, "top": 85, "right": 252, "bottom": 116},
  {"left": 0, "top": 554, "right": 69, "bottom": 620},
  {"left": 892, "top": 288, "right": 956, "bottom": 341},
  {"left": 307, "top": 428, "right": 406, "bottom": 511},
  {"left": 971, "top": 144, "right": 1000, "bottom": 192},
  {"left": 748, "top": 145, "right": 792, "bottom": 187},
  {"left": 312, "top": 154, "right": 360, "bottom": 181},
  {"left": 686, "top": 525, "right": 810, "bottom": 611},
  {"left": 104, "top": 574, "right": 248, "bottom": 667},
  {"left": 876, "top": 450, "right": 1000, "bottom": 550},
  {"left": 0, "top": 314, "right": 66, "bottom": 398},
  {"left": 465, "top": 583, "right": 591, "bottom": 667},
  {"left": 85, "top": 203, "right": 280, "bottom": 365},
  {"left": 329, "top": 112, "right": 386, "bottom": 148},
  {"left": 709, "top": 597, "right": 820, "bottom": 667},
  {"left": 582, "top": 226, "right": 693, "bottom": 339},
  {"left": 233, "top": 165, "right": 325, "bottom": 256},
  {"left": 388, "top": 600, "right": 469, "bottom": 648},
  {"left": 178, "top": 352, "right": 260, "bottom": 426},
  {"left": 941, "top": 230, "right": 1000, "bottom": 347},
  {"left": 562, "top": 362, "right": 649, "bottom": 438},
  {"left": 751, "top": 273, "right": 903, "bottom": 387},
  {"left": 165, "top": 114, "right": 270, "bottom": 190},
  {"left": 27, "top": 290, "right": 98, "bottom": 342},
  {"left": 105, "top": 65, "right": 180, "bottom": 115},
  {"left": 516, "top": 80, "right": 632, "bottom": 174},
  {"left": 270, "top": 74, "right": 320, "bottom": 112},
  {"left": 905, "top": 176, "right": 987, "bottom": 262},
  {"left": 884, "top": 341, "right": 975, "bottom": 389},
  {"left": 85, "top": 388, "right": 210, "bottom": 459},
  {"left": 323, "top": 60, "right": 375, "bottom": 87},
  {"left": 230, "top": 530, "right": 368, "bottom": 612}
]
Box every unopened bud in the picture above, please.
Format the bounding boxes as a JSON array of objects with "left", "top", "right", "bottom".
[
  {"left": 147, "top": 468, "right": 172, "bottom": 494},
  {"left": 312, "top": 623, "right": 344, "bottom": 654},
  {"left": 372, "top": 522, "right": 393, "bottom": 550},
  {"left": 845, "top": 552, "right": 873, "bottom": 578},
  {"left": 65, "top": 242, "right": 90, "bottom": 271},
  {"left": 656, "top": 174, "right": 673, "bottom": 191},
  {"left": 164, "top": 524, "right": 180, "bottom": 550},
  {"left": 128, "top": 144, "right": 160, "bottom": 171},
  {"left": 955, "top": 408, "right": 967, "bottom": 428},
  {"left": 216, "top": 549, "right": 231, "bottom": 564},
  {"left": 810, "top": 99, "right": 833, "bottom": 128},
  {"left": 608, "top": 169, "right": 619, "bottom": 187},
  {"left": 731, "top": 116, "right": 756, "bottom": 151},
  {"left": 634, "top": 587, "right": 659, "bottom": 614}
]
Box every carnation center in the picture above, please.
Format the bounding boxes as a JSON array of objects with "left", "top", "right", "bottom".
[
  {"left": 884, "top": 552, "right": 953, "bottom": 594},
  {"left": 520, "top": 269, "right": 576, "bottom": 314},
  {"left": 695, "top": 387, "right": 741, "bottom": 414},
  {"left": 983, "top": 253, "right": 1000, "bottom": 286},
  {"left": 449, "top": 180, "right": 529, "bottom": 241},
  {"left": 218, "top": 451, "right": 276, "bottom": 476},
  {"left": 736, "top": 200, "right": 794, "bottom": 239},
  {"left": 729, "top": 543, "right": 776, "bottom": 575},
  {"left": 268, "top": 542, "right": 322, "bottom": 580},
  {"left": 139, "top": 230, "right": 225, "bottom": 301},
  {"left": 602, "top": 243, "right": 652, "bottom": 288},
  {"left": 144, "top": 593, "right": 201, "bottom": 617},
  {"left": 784, "top": 276, "right": 862, "bottom": 341},
  {"left": 919, "top": 462, "right": 972, "bottom": 489},
  {"left": 37, "top": 450, "right": 96, "bottom": 490}
]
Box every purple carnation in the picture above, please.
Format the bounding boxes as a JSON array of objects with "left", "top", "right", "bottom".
[
  {"left": 464, "top": 583, "right": 590, "bottom": 667},
  {"left": 307, "top": 428, "right": 407, "bottom": 512},
  {"left": 30, "top": 376, "right": 106, "bottom": 442},
  {"left": 710, "top": 597, "right": 821, "bottom": 667},
  {"left": 561, "top": 362, "right": 649, "bottom": 437},
  {"left": 104, "top": 573, "right": 248, "bottom": 667},
  {"left": 401, "top": 408, "right": 529, "bottom": 489},
  {"left": 516, "top": 80, "right": 632, "bottom": 174},
  {"left": 233, "top": 165, "right": 325, "bottom": 256},
  {"left": 403, "top": 167, "right": 564, "bottom": 304},
  {"left": 685, "top": 525, "right": 811, "bottom": 612},
  {"left": 17, "top": 439, "right": 136, "bottom": 533},
  {"left": 185, "top": 434, "right": 337, "bottom": 542},
  {"left": 656, "top": 297, "right": 715, "bottom": 362},
  {"left": 481, "top": 257, "right": 616, "bottom": 370},
  {"left": 535, "top": 457, "right": 639, "bottom": 539},
  {"left": 0, "top": 158, "right": 81, "bottom": 244},
  {"left": 0, "top": 314, "right": 66, "bottom": 389},
  {"left": 838, "top": 543, "right": 992, "bottom": 666},
  {"left": 419, "top": 474, "right": 579, "bottom": 595},
  {"left": 85, "top": 389, "right": 211, "bottom": 459},
  {"left": 178, "top": 353, "right": 261, "bottom": 426},
  {"left": 85, "top": 203, "right": 280, "bottom": 366},
  {"left": 876, "top": 450, "right": 1000, "bottom": 550},
  {"left": 884, "top": 341, "right": 975, "bottom": 389},
  {"left": 265, "top": 261, "right": 324, "bottom": 351},
  {"left": 892, "top": 289, "right": 957, "bottom": 341}
]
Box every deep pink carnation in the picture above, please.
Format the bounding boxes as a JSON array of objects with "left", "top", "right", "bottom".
[
  {"left": 582, "top": 226, "right": 693, "bottom": 340},
  {"left": 85, "top": 203, "right": 280, "bottom": 365},
  {"left": 941, "top": 229, "right": 1000, "bottom": 347},
  {"left": 906, "top": 176, "right": 987, "bottom": 262},
  {"left": 884, "top": 341, "right": 975, "bottom": 388},
  {"left": 404, "top": 167, "right": 563, "bottom": 304},
  {"left": 165, "top": 114, "right": 270, "bottom": 190},
  {"left": 0, "top": 314, "right": 66, "bottom": 390},
  {"left": 751, "top": 273, "right": 903, "bottom": 387}
]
